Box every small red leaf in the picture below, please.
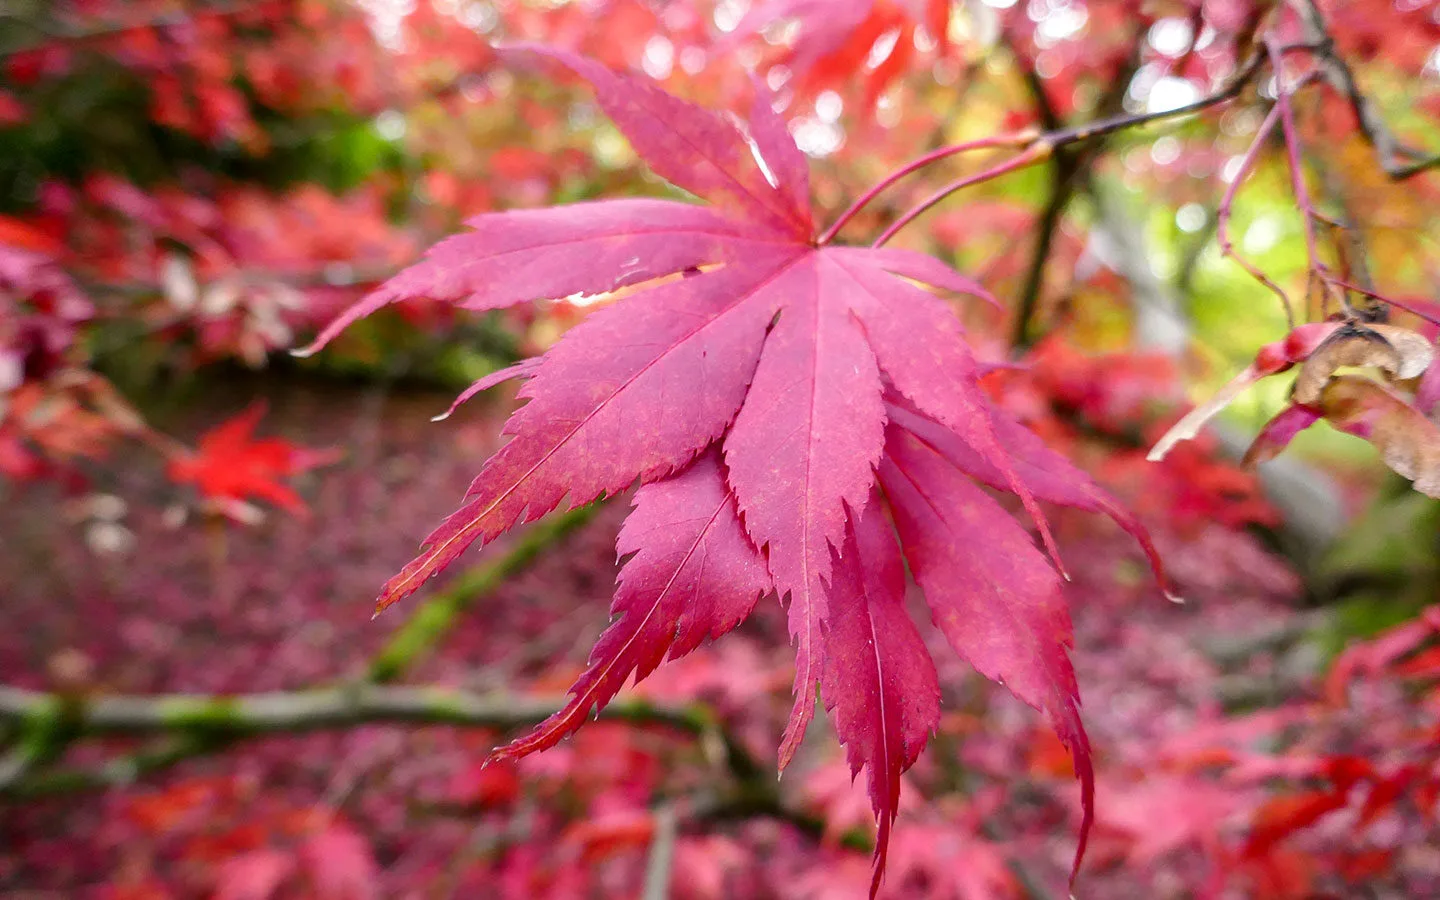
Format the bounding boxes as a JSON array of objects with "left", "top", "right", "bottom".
[
  {"left": 1243, "top": 403, "right": 1323, "bottom": 468},
  {"left": 167, "top": 403, "right": 339, "bottom": 518}
]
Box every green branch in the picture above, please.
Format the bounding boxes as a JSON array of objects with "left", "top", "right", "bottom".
[
  {"left": 0, "top": 683, "right": 707, "bottom": 738},
  {"left": 0, "top": 501, "right": 606, "bottom": 796},
  {"left": 0, "top": 683, "right": 709, "bottom": 796},
  {"left": 367, "top": 503, "right": 601, "bottom": 683}
]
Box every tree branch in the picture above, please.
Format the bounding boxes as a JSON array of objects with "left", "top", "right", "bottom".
[
  {"left": 366, "top": 503, "right": 601, "bottom": 683},
  {"left": 0, "top": 682, "right": 714, "bottom": 796},
  {"left": 1289, "top": 0, "right": 1440, "bottom": 180},
  {"left": 865, "top": 49, "right": 1268, "bottom": 248},
  {"left": 0, "top": 683, "right": 707, "bottom": 739},
  {"left": 1009, "top": 36, "right": 1141, "bottom": 348}
]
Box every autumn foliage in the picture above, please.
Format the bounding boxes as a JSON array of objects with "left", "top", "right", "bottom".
[{"left": 4, "top": 1, "right": 1440, "bottom": 898}]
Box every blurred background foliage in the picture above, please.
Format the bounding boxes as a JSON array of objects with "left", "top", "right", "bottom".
[{"left": 3, "top": 1, "right": 1440, "bottom": 897}]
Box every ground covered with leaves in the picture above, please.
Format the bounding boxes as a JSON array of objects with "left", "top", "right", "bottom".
[
  {"left": 5, "top": 1, "right": 1440, "bottom": 897},
  {"left": 3, "top": 370, "right": 1435, "bottom": 900}
]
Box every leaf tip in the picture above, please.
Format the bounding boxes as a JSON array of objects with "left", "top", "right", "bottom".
[
  {"left": 289, "top": 345, "right": 318, "bottom": 359},
  {"left": 430, "top": 410, "right": 452, "bottom": 423}
]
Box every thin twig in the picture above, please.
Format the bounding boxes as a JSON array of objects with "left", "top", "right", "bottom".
[
  {"left": 864, "top": 50, "right": 1269, "bottom": 248},
  {"left": 817, "top": 132, "right": 1037, "bottom": 245},
  {"left": 1324, "top": 278, "right": 1440, "bottom": 328},
  {"left": 1266, "top": 39, "right": 1336, "bottom": 318},
  {"left": 1289, "top": 0, "right": 1440, "bottom": 181},
  {"left": 1215, "top": 102, "right": 1296, "bottom": 327}
]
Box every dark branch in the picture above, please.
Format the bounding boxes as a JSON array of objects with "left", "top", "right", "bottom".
[
  {"left": 1010, "top": 36, "right": 1143, "bottom": 348},
  {"left": 1290, "top": 0, "right": 1440, "bottom": 181},
  {"left": 1042, "top": 50, "right": 1266, "bottom": 151}
]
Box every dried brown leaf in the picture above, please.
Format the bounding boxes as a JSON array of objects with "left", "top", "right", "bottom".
[
  {"left": 1293, "top": 324, "right": 1435, "bottom": 407},
  {"left": 1320, "top": 375, "right": 1440, "bottom": 498},
  {"left": 1368, "top": 325, "right": 1436, "bottom": 379}
]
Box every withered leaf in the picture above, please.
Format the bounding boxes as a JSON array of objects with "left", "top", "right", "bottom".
[
  {"left": 1293, "top": 323, "right": 1435, "bottom": 407},
  {"left": 1321, "top": 375, "right": 1440, "bottom": 498}
]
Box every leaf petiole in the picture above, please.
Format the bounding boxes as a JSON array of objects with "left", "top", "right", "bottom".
[
  {"left": 816, "top": 131, "right": 1038, "bottom": 245},
  {"left": 871, "top": 144, "right": 1053, "bottom": 248}
]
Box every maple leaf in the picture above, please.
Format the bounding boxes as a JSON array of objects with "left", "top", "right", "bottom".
[
  {"left": 733, "top": 0, "right": 952, "bottom": 109},
  {"left": 167, "top": 402, "right": 341, "bottom": 520},
  {"left": 300, "top": 48, "right": 1168, "bottom": 894}
]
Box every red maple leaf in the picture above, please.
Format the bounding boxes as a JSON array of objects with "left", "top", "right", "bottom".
[
  {"left": 733, "top": 0, "right": 952, "bottom": 109},
  {"left": 167, "top": 403, "right": 340, "bottom": 519},
  {"left": 300, "top": 48, "right": 1167, "bottom": 895}
]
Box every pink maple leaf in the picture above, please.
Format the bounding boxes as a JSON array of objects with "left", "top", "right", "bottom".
[{"left": 300, "top": 47, "right": 1168, "bottom": 895}]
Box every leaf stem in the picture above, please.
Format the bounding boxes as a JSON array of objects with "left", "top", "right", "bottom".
[
  {"left": 871, "top": 145, "right": 1052, "bottom": 248},
  {"left": 1215, "top": 101, "right": 1296, "bottom": 327},
  {"left": 817, "top": 132, "right": 1037, "bottom": 245},
  {"left": 1325, "top": 278, "right": 1440, "bottom": 328},
  {"left": 1267, "top": 41, "right": 1332, "bottom": 313}
]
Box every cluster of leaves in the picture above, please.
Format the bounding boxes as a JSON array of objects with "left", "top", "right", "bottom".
[
  {"left": 0, "top": 382, "right": 1302, "bottom": 899},
  {"left": 1152, "top": 315, "right": 1440, "bottom": 498},
  {"left": 4, "top": 0, "right": 1440, "bottom": 897}
]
